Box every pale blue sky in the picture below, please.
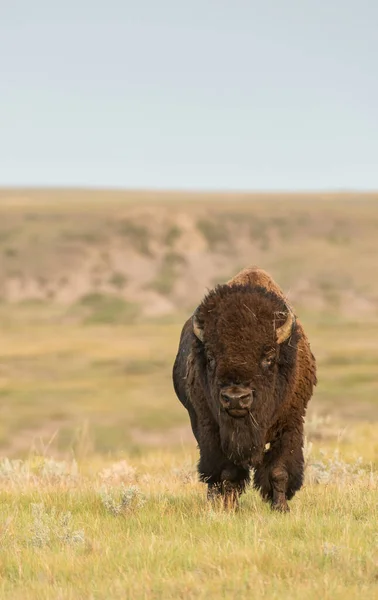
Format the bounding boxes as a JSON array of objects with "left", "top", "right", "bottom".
[{"left": 1, "top": 1, "right": 377, "bottom": 190}]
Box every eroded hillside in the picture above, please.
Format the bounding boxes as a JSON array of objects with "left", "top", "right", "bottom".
[{"left": 0, "top": 190, "right": 377, "bottom": 319}]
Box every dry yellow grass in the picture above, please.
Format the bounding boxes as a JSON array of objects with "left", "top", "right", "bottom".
[{"left": 0, "top": 433, "right": 378, "bottom": 600}]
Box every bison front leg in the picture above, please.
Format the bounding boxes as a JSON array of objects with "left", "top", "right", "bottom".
[
  {"left": 220, "top": 465, "right": 250, "bottom": 510},
  {"left": 269, "top": 466, "right": 291, "bottom": 512},
  {"left": 207, "top": 467, "right": 249, "bottom": 511},
  {"left": 200, "top": 448, "right": 249, "bottom": 510},
  {"left": 253, "top": 425, "right": 304, "bottom": 513}
]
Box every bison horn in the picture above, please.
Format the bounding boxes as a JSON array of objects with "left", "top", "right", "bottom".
[
  {"left": 276, "top": 307, "right": 295, "bottom": 344},
  {"left": 192, "top": 314, "right": 204, "bottom": 342}
]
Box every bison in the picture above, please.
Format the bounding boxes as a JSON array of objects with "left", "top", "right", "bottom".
[{"left": 172, "top": 267, "right": 317, "bottom": 512}]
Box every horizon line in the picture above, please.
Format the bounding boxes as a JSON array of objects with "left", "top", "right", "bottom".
[{"left": 1, "top": 185, "right": 378, "bottom": 196}]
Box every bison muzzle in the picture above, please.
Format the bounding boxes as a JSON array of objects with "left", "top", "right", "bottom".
[{"left": 172, "top": 267, "right": 317, "bottom": 512}]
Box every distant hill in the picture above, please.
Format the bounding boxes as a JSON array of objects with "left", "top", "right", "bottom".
[{"left": 1, "top": 189, "right": 377, "bottom": 318}]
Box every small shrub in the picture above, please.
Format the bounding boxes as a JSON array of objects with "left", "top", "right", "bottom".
[
  {"left": 99, "top": 484, "right": 145, "bottom": 516},
  {"left": 0, "top": 458, "right": 31, "bottom": 484},
  {"left": 0, "top": 457, "right": 79, "bottom": 486},
  {"left": 98, "top": 460, "right": 137, "bottom": 484},
  {"left": 305, "top": 449, "right": 367, "bottom": 485},
  {"left": 38, "top": 458, "right": 79, "bottom": 483},
  {"left": 29, "top": 503, "right": 50, "bottom": 548},
  {"left": 171, "top": 465, "right": 197, "bottom": 484},
  {"left": 117, "top": 220, "right": 152, "bottom": 256},
  {"left": 76, "top": 293, "right": 139, "bottom": 325},
  {"left": 3, "top": 247, "right": 18, "bottom": 258},
  {"left": 197, "top": 218, "right": 228, "bottom": 251},
  {"left": 149, "top": 252, "right": 186, "bottom": 296},
  {"left": 29, "top": 503, "right": 85, "bottom": 548},
  {"left": 108, "top": 272, "right": 128, "bottom": 290},
  {"left": 60, "top": 229, "right": 107, "bottom": 244},
  {"left": 164, "top": 225, "right": 182, "bottom": 247}
]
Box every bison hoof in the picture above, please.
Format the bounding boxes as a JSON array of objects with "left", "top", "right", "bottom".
[
  {"left": 271, "top": 501, "right": 290, "bottom": 513},
  {"left": 222, "top": 482, "right": 240, "bottom": 511},
  {"left": 223, "top": 494, "right": 239, "bottom": 512},
  {"left": 207, "top": 485, "right": 222, "bottom": 503}
]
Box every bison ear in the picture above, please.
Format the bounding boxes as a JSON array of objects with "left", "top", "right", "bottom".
[{"left": 192, "top": 314, "right": 204, "bottom": 342}]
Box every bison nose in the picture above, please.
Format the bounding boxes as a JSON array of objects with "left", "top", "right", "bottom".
[{"left": 220, "top": 389, "right": 253, "bottom": 410}]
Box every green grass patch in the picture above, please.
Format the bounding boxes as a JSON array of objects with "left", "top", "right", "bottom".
[
  {"left": 149, "top": 252, "right": 186, "bottom": 295},
  {"left": 74, "top": 293, "right": 140, "bottom": 325},
  {"left": 117, "top": 219, "right": 152, "bottom": 256}
]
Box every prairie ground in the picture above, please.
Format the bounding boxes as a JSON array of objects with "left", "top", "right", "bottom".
[
  {"left": 0, "top": 438, "right": 378, "bottom": 600},
  {"left": 0, "top": 191, "right": 377, "bottom": 598}
]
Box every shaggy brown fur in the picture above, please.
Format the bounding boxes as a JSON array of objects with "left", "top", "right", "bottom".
[{"left": 172, "top": 267, "right": 317, "bottom": 512}]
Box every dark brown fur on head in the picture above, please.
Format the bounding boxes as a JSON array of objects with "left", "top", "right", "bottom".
[{"left": 192, "top": 284, "right": 299, "bottom": 465}]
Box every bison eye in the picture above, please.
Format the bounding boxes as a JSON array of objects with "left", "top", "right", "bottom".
[{"left": 261, "top": 355, "right": 275, "bottom": 369}]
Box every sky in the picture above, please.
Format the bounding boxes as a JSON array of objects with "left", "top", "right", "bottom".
[{"left": 1, "top": 1, "right": 377, "bottom": 191}]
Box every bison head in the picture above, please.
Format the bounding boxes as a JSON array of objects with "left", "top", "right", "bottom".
[{"left": 191, "top": 284, "right": 297, "bottom": 465}]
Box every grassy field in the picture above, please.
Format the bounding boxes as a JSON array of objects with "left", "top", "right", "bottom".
[
  {"left": 0, "top": 190, "right": 378, "bottom": 598},
  {"left": 0, "top": 439, "right": 378, "bottom": 599}
]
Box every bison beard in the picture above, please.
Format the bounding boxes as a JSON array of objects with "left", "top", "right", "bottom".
[
  {"left": 172, "top": 267, "right": 317, "bottom": 513},
  {"left": 218, "top": 394, "right": 272, "bottom": 467}
]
